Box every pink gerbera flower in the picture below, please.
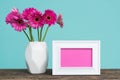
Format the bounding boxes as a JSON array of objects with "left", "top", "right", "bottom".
[
  {"left": 28, "top": 10, "right": 43, "bottom": 28},
  {"left": 43, "top": 9, "right": 57, "bottom": 26},
  {"left": 22, "top": 8, "right": 38, "bottom": 20},
  {"left": 5, "top": 8, "right": 26, "bottom": 32},
  {"left": 57, "top": 14, "right": 63, "bottom": 28}
]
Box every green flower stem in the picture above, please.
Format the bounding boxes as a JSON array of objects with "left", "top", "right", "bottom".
[
  {"left": 28, "top": 27, "right": 34, "bottom": 42},
  {"left": 37, "top": 28, "right": 39, "bottom": 41},
  {"left": 39, "top": 27, "right": 43, "bottom": 41},
  {"left": 42, "top": 26, "right": 49, "bottom": 41},
  {"left": 23, "top": 30, "right": 30, "bottom": 41}
]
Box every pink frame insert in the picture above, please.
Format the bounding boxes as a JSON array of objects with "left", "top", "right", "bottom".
[{"left": 60, "top": 48, "right": 92, "bottom": 67}]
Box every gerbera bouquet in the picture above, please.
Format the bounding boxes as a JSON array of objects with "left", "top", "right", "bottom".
[{"left": 5, "top": 8, "right": 63, "bottom": 42}]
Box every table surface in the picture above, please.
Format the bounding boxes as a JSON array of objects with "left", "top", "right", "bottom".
[{"left": 0, "top": 69, "right": 120, "bottom": 80}]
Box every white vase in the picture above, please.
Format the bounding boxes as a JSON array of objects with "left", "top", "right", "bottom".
[{"left": 25, "top": 42, "right": 48, "bottom": 74}]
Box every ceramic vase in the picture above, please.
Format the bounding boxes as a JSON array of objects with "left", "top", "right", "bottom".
[{"left": 25, "top": 42, "right": 48, "bottom": 74}]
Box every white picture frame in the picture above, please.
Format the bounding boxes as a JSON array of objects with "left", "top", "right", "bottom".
[{"left": 52, "top": 40, "right": 100, "bottom": 75}]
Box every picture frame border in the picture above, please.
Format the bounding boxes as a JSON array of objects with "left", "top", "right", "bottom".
[{"left": 52, "top": 40, "right": 100, "bottom": 75}]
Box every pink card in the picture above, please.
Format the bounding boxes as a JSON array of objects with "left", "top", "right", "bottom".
[{"left": 61, "top": 48, "right": 92, "bottom": 67}]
